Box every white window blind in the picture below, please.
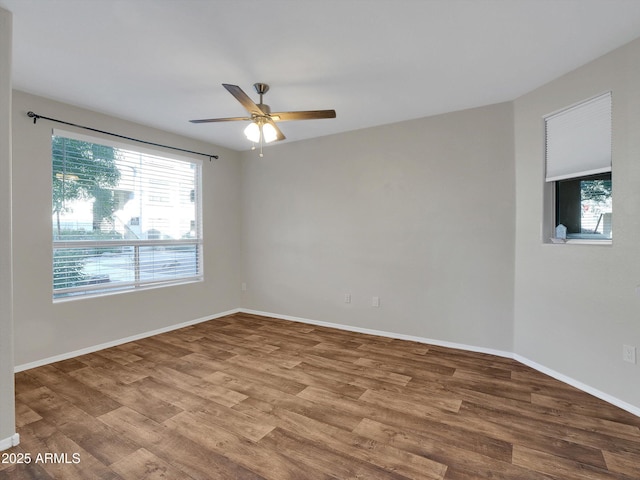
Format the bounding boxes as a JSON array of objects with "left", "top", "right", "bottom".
[
  {"left": 544, "top": 92, "right": 612, "bottom": 182},
  {"left": 52, "top": 130, "right": 202, "bottom": 300}
]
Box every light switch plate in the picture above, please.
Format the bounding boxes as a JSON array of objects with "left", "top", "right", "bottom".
[{"left": 623, "top": 345, "right": 636, "bottom": 364}]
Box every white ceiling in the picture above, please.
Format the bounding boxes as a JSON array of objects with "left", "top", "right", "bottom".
[{"left": 2, "top": 0, "right": 640, "bottom": 152}]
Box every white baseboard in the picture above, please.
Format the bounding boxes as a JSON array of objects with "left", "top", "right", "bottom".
[
  {"left": 513, "top": 354, "right": 640, "bottom": 418},
  {"left": 240, "top": 308, "right": 640, "bottom": 418},
  {"left": 0, "top": 433, "right": 20, "bottom": 451},
  {"left": 14, "top": 308, "right": 241, "bottom": 373},
  {"left": 239, "top": 308, "right": 513, "bottom": 359}
]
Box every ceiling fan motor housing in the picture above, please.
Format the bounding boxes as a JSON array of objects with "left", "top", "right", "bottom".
[{"left": 257, "top": 103, "right": 271, "bottom": 115}]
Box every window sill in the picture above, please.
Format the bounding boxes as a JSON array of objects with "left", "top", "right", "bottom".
[
  {"left": 53, "top": 277, "right": 203, "bottom": 303},
  {"left": 546, "top": 238, "right": 612, "bottom": 246}
]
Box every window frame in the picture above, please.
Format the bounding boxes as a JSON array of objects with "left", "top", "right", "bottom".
[
  {"left": 543, "top": 92, "right": 613, "bottom": 245},
  {"left": 51, "top": 129, "right": 204, "bottom": 301}
]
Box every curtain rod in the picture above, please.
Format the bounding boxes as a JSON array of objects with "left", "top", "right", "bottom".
[{"left": 27, "top": 111, "right": 219, "bottom": 161}]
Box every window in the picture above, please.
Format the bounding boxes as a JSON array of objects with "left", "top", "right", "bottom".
[
  {"left": 544, "top": 92, "right": 612, "bottom": 242},
  {"left": 52, "top": 130, "right": 202, "bottom": 300}
]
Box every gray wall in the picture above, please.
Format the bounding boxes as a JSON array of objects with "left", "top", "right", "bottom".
[
  {"left": 241, "top": 102, "right": 516, "bottom": 352},
  {"left": 0, "top": 6, "right": 16, "bottom": 448},
  {"left": 11, "top": 91, "right": 242, "bottom": 366},
  {"left": 514, "top": 38, "right": 640, "bottom": 408}
]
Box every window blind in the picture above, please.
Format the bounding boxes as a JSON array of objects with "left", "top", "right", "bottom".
[
  {"left": 52, "top": 129, "right": 202, "bottom": 300},
  {"left": 544, "top": 92, "right": 612, "bottom": 182}
]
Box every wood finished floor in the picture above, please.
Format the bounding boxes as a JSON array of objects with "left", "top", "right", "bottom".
[{"left": 2, "top": 312, "right": 640, "bottom": 479}]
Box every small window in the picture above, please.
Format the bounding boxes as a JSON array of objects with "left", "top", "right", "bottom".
[
  {"left": 52, "top": 130, "right": 203, "bottom": 300},
  {"left": 544, "top": 92, "right": 612, "bottom": 242}
]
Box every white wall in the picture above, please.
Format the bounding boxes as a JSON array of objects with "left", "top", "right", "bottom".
[
  {"left": 11, "top": 91, "right": 242, "bottom": 367},
  {"left": 0, "top": 6, "right": 17, "bottom": 450},
  {"left": 241, "top": 102, "right": 516, "bottom": 352},
  {"left": 514, "top": 38, "right": 640, "bottom": 409}
]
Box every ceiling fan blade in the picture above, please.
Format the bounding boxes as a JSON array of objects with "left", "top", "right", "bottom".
[
  {"left": 265, "top": 118, "right": 286, "bottom": 141},
  {"left": 223, "top": 83, "right": 266, "bottom": 116},
  {"left": 189, "top": 116, "right": 252, "bottom": 123},
  {"left": 269, "top": 110, "right": 336, "bottom": 121}
]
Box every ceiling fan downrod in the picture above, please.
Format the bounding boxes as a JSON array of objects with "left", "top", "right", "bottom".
[{"left": 253, "top": 83, "right": 271, "bottom": 116}]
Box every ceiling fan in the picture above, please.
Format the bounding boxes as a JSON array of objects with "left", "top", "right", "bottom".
[{"left": 190, "top": 83, "right": 336, "bottom": 156}]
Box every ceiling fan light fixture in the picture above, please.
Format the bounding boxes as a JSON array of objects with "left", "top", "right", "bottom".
[
  {"left": 244, "top": 121, "right": 261, "bottom": 143},
  {"left": 262, "top": 122, "right": 278, "bottom": 143}
]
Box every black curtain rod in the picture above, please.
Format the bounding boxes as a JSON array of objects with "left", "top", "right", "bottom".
[{"left": 27, "top": 111, "right": 219, "bottom": 160}]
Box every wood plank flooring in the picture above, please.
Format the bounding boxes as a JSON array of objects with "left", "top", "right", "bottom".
[{"left": 2, "top": 312, "right": 640, "bottom": 479}]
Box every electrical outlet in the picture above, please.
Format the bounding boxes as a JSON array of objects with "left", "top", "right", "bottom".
[
  {"left": 372, "top": 296, "right": 380, "bottom": 307},
  {"left": 344, "top": 293, "right": 351, "bottom": 304},
  {"left": 241, "top": 282, "right": 247, "bottom": 292},
  {"left": 623, "top": 345, "right": 636, "bottom": 364}
]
